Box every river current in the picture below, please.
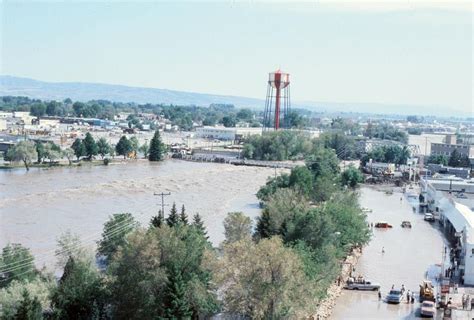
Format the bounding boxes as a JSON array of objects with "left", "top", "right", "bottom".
[{"left": 0, "top": 160, "right": 278, "bottom": 268}]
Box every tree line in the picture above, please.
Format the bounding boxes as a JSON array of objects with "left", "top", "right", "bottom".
[{"left": 6, "top": 130, "right": 166, "bottom": 170}]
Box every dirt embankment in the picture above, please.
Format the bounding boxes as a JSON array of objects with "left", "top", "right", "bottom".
[{"left": 312, "top": 247, "right": 363, "bottom": 319}]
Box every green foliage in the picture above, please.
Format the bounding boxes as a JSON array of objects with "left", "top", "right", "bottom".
[
  {"left": 341, "top": 166, "right": 364, "bottom": 188},
  {"left": 115, "top": 136, "right": 132, "bottom": 159},
  {"left": 0, "top": 277, "right": 54, "bottom": 319},
  {"left": 129, "top": 136, "right": 139, "bottom": 154},
  {"left": 256, "top": 173, "right": 290, "bottom": 202},
  {"left": 214, "top": 237, "right": 313, "bottom": 319},
  {"left": 364, "top": 123, "right": 408, "bottom": 143},
  {"left": 361, "top": 145, "right": 410, "bottom": 165},
  {"left": 13, "top": 289, "right": 42, "bottom": 320},
  {"left": 319, "top": 132, "right": 361, "bottom": 160},
  {"left": 0, "top": 244, "right": 37, "bottom": 288},
  {"left": 96, "top": 137, "right": 111, "bottom": 159},
  {"left": 192, "top": 214, "right": 208, "bottom": 240},
  {"left": 83, "top": 132, "right": 98, "bottom": 160},
  {"left": 179, "top": 205, "right": 188, "bottom": 225},
  {"left": 427, "top": 154, "right": 449, "bottom": 166},
  {"left": 35, "top": 142, "right": 45, "bottom": 163},
  {"left": 139, "top": 141, "right": 150, "bottom": 158},
  {"left": 29, "top": 103, "right": 46, "bottom": 117},
  {"left": 71, "top": 138, "right": 86, "bottom": 161},
  {"left": 96, "top": 213, "right": 138, "bottom": 261},
  {"left": 306, "top": 147, "right": 340, "bottom": 180},
  {"left": 150, "top": 211, "right": 165, "bottom": 229},
  {"left": 108, "top": 225, "right": 218, "bottom": 319},
  {"left": 43, "top": 142, "right": 62, "bottom": 164},
  {"left": 242, "top": 131, "right": 313, "bottom": 161},
  {"left": 148, "top": 130, "right": 165, "bottom": 162},
  {"left": 236, "top": 108, "right": 253, "bottom": 121},
  {"left": 6, "top": 141, "right": 38, "bottom": 171},
  {"left": 448, "top": 149, "right": 471, "bottom": 168},
  {"left": 51, "top": 256, "right": 107, "bottom": 320},
  {"left": 289, "top": 166, "right": 313, "bottom": 196},
  {"left": 166, "top": 203, "right": 179, "bottom": 227},
  {"left": 222, "top": 115, "right": 236, "bottom": 127},
  {"left": 223, "top": 212, "right": 252, "bottom": 244},
  {"left": 164, "top": 267, "right": 192, "bottom": 319}
]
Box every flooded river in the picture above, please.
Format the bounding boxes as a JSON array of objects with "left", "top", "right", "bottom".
[
  {"left": 0, "top": 160, "right": 278, "bottom": 268},
  {"left": 332, "top": 186, "right": 446, "bottom": 320}
]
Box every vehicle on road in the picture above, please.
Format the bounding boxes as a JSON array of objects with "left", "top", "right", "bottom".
[
  {"left": 420, "top": 300, "right": 436, "bottom": 317},
  {"left": 386, "top": 289, "right": 403, "bottom": 304},
  {"left": 424, "top": 213, "right": 435, "bottom": 222},
  {"left": 401, "top": 221, "right": 412, "bottom": 228},
  {"left": 375, "top": 222, "right": 393, "bottom": 228},
  {"left": 419, "top": 280, "right": 435, "bottom": 302},
  {"left": 344, "top": 278, "right": 380, "bottom": 291}
]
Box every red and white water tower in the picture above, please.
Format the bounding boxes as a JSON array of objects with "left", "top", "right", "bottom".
[{"left": 263, "top": 69, "right": 291, "bottom": 131}]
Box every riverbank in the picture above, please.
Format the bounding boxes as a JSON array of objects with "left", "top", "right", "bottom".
[
  {"left": 314, "top": 247, "right": 363, "bottom": 319},
  {"left": 331, "top": 186, "right": 446, "bottom": 319}
]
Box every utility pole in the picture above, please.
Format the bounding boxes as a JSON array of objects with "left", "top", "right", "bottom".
[{"left": 154, "top": 192, "right": 171, "bottom": 217}]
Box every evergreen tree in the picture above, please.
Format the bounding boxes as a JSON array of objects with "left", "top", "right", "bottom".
[
  {"left": 179, "top": 205, "right": 188, "bottom": 225},
  {"left": 51, "top": 256, "right": 106, "bottom": 319},
  {"left": 255, "top": 209, "right": 274, "bottom": 239},
  {"left": 150, "top": 210, "right": 165, "bottom": 228},
  {"left": 166, "top": 203, "right": 179, "bottom": 227},
  {"left": 164, "top": 267, "right": 191, "bottom": 319},
  {"left": 83, "top": 132, "right": 98, "bottom": 160},
  {"left": 14, "top": 289, "right": 42, "bottom": 320},
  {"left": 192, "top": 213, "right": 208, "bottom": 240},
  {"left": 149, "top": 130, "right": 165, "bottom": 161},
  {"left": 71, "top": 138, "right": 86, "bottom": 160}
]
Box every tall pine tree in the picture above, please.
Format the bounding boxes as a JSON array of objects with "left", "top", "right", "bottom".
[
  {"left": 166, "top": 203, "right": 179, "bottom": 227},
  {"left": 164, "top": 267, "right": 191, "bottom": 319},
  {"left": 179, "top": 205, "right": 188, "bottom": 225},
  {"left": 192, "top": 213, "right": 208, "bottom": 240},
  {"left": 148, "top": 130, "right": 165, "bottom": 161},
  {"left": 150, "top": 210, "right": 165, "bottom": 228}
]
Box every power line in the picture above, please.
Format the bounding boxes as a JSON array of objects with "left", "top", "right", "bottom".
[{"left": 154, "top": 192, "right": 171, "bottom": 218}]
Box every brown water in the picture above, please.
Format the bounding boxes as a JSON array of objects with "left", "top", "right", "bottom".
[
  {"left": 331, "top": 186, "right": 446, "bottom": 320},
  {"left": 0, "top": 160, "right": 278, "bottom": 268}
]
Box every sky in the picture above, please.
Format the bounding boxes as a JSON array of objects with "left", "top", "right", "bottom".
[{"left": 0, "top": 1, "right": 472, "bottom": 115}]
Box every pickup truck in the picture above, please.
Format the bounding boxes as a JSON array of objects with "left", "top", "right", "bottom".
[{"left": 344, "top": 280, "right": 380, "bottom": 291}]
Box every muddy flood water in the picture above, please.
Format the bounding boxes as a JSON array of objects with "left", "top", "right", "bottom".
[
  {"left": 0, "top": 160, "right": 279, "bottom": 268},
  {"left": 332, "top": 186, "right": 446, "bottom": 320}
]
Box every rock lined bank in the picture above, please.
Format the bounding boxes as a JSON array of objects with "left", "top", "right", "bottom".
[{"left": 313, "top": 247, "right": 363, "bottom": 319}]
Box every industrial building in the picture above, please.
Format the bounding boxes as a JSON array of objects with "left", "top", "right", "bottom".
[
  {"left": 421, "top": 177, "right": 474, "bottom": 285},
  {"left": 430, "top": 134, "right": 474, "bottom": 158}
]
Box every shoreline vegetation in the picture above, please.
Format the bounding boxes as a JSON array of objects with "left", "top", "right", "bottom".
[{"left": 0, "top": 131, "right": 370, "bottom": 319}]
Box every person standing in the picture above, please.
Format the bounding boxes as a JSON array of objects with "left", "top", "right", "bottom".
[
  {"left": 406, "top": 290, "right": 411, "bottom": 303},
  {"left": 378, "top": 291, "right": 382, "bottom": 300}
]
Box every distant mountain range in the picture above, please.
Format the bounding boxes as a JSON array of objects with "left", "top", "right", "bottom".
[{"left": 0, "top": 75, "right": 465, "bottom": 118}]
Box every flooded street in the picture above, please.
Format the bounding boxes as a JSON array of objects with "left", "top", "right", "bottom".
[
  {"left": 0, "top": 160, "right": 278, "bottom": 268},
  {"left": 332, "top": 186, "right": 446, "bottom": 319}
]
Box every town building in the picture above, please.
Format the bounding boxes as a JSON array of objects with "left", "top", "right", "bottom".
[
  {"left": 421, "top": 177, "right": 474, "bottom": 285},
  {"left": 431, "top": 134, "right": 474, "bottom": 158}
]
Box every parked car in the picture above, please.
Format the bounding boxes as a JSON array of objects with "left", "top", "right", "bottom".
[
  {"left": 344, "top": 279, "right": 380, "bottom": 291},
  {"left": 424, "top": 213, "right": 435, "bottom": 222},
  {"left": 386, "top": 289, "right": 403, "bottom": 304},
  {"left": 420, "top": 300, "right": 436, "bottom": 317}
]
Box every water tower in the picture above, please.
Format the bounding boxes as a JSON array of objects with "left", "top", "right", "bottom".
[{"left": 263, "top": 69, "right": 291, "bottom": 131}]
